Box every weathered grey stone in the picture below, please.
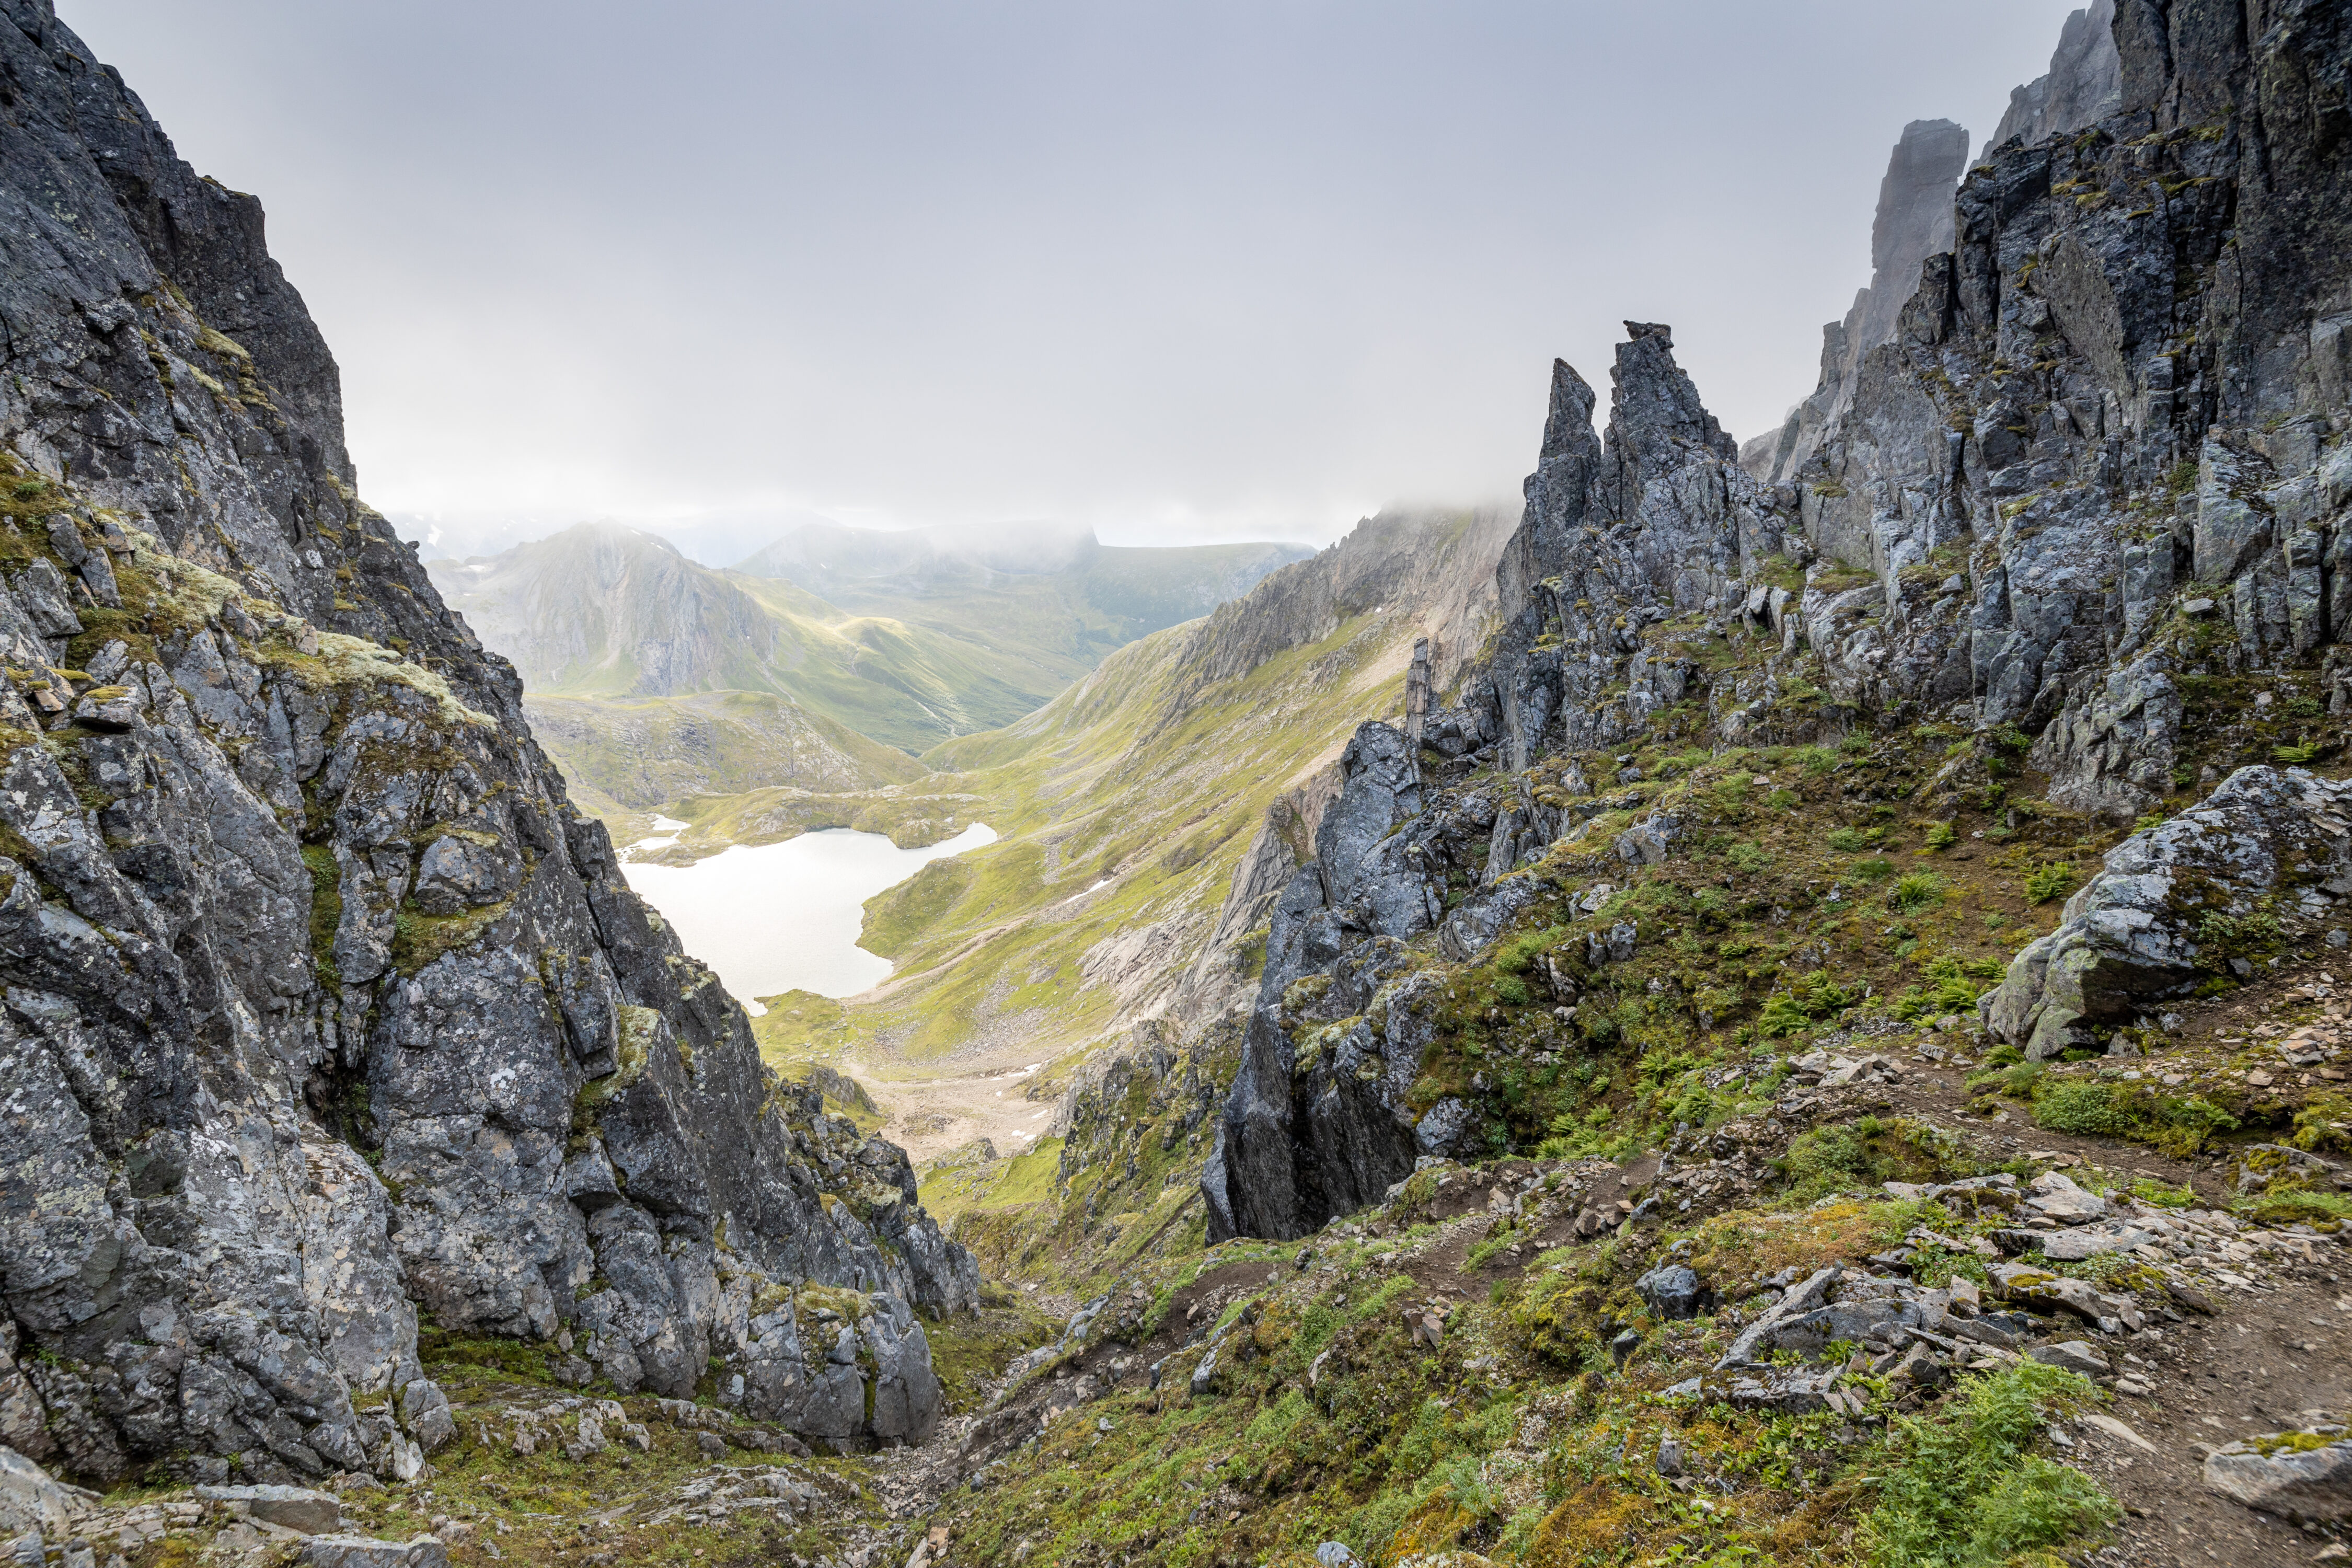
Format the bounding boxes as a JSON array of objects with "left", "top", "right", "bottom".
[
  {"left": 2023, "top": 1171, "right": 2109, "bottom": 1223},
  {"left": 1987, "top": 768, "right": 2352, "bottom": 1057},
  {"left": 0, "top": 1448, "right": 83, "bottom": 1538},
  {"left": 0, "top": 3, "right": 976, "bottom": 1481},
  {"left": 294, "top": 1537, "right": 451, "bottom": 1568},
  {"left": 1723, "top": 1366, "right": 1844, "bottom": 1415},
  {"left": 2037, "top": 1219, "right": 2157, "bottom": 1261},
  {"left": 2204, "top": 1435, "right": 2352, "bottom": 1523},
  {"left": 2027, "top": 1340, "right": 2112, "bottom": 1379},
  {"left": 395, "top": 1382, "right": 457, "bottom": 1456},
  {"left": 1718, "top": 1265, "right": 1841, "bottom": 1368},
  {"left": 195, "top": 1483, "right": 342, "bottom": 1535},
  {"left": 1635, "top": 1266, "right": 1705, "bottom": 1321},
  {"left": 1985, "top": 0, "right": 2120, "bottom": 155}
]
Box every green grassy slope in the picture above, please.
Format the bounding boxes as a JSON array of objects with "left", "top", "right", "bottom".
[
  {"left": 434, "top": 521, "right": 1313, "bottom": 756},
  {"left": 734, "top": 507, "right": 1515, "bottom": 1074},
  {"left": 523, "top": 689, "right": 927, "bottom": 815}
]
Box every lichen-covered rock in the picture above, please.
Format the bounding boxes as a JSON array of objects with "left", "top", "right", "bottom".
[
  {"left": 1180, "top": 0, "right": 2352, "bottom": 1242},
  {"left": 0, "top": 0, "right": 973, "bottom": 1479},
  {"left": 2203, "top": 1433, "right": 2352, "bottom": 1523},
  {"left": 1985, "top": 766, "right": 2352, "bottom": 1056}
]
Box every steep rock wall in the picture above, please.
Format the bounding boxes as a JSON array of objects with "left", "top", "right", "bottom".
[
  {"left": 1199, "top": 0, "right": 2352, "bottom": 1237},
  {"left": 0, "top": 0, "right": 973, "bottom": 1485}
]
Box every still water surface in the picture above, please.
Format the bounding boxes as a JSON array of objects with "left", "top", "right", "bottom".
[{"left": 620, "top": 823, "right": 997, "bottom": 1012}]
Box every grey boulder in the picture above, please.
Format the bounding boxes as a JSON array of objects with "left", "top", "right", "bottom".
[
  {"left": 295, "top": 1537, "right": 453, "bottom": 1568},
  {"left": 1635, "top": 1265, "right": 1706, "bottom": 1321},
  {"left": 1986, "top": 768, "right": 2352, "bottom": 1058},
  {"left": 2204, "top": 1434, "right": 2352, "bottom": 1523},
  {"left": 195, "top": 1483, "right": 342, "bottom": 1534}
]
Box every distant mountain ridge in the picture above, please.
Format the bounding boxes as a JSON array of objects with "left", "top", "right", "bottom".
[
  {"left": 429, "top": 521, "right": 1313, "bottom": 815},
  {"left": 732, "top": 519, "right": 1313, "bottom": 648}
]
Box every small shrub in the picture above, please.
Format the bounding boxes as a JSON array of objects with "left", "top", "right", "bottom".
[
  {"left": 2033, "top": 1080, "right": 2134, "bottom": 1136},
  {"left": 1493, "top": 928, "right": 1558, "bottom": 975},
  {"left": 1889, "top": 872, "right": 1946, "bottom": 913},
  {"left": 2129, "top": 1178, "right": 2196, "bottom": 1209},
  {"left": 1966, "top": 1059, "right": 2042, "bottom": 1100},
  {"left": 2196, "top": 907, "right": 2281, "bottom": 966},
  {"left": 2274, "top": 741, "right": 2320, "bottom": 765},
  {"left": 2293, "top": 1096, "right": 2351, "bottom": 1154},
  {"left": 1758, "top": 971, "right": 1851, "bottom": 1037},
  {"left": 1827, "top": 827, "right": 1867, "bottom": 852},
  {"left": 2239, "top": 1186, "right": 2351, "bottom": 1226},
  {"left": 1866, "top": 1360, "right": 2116, "bottom": 1567},
  {"left": 1894, "top": 955, "right": 1991, "bottom": 1021},
  {"left": 2148, "top": 1094, "right": 2238, "bottom": 1157},
  {"left": 1922, "top": 821, "right": 1958, "bottom": 851},
  {"left": 2024, "top": 862, "right": 2079, "bottom": 905}
]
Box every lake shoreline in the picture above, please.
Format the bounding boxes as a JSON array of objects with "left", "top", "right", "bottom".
[{"left": 620, "top": 822, "right": 997, "bottom": 1012}]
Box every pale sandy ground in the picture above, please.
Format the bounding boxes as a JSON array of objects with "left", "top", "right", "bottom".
[{"left": 847, "top": 1037, "right": 1063, "bottom": 1165}]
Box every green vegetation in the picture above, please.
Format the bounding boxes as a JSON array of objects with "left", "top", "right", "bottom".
[
  {"left": 525, "top": 689, "right": 928, "bottom": 823},
  {"left": 1971, "top": 1070, "right": 2244, "bottom": 1157},
  {"left": 1867, "top": 1361, "right": 2117, "bottom": 1566},
  {"left": 430, "top": 523, "right": 1309, "bottom": 756},
  {"left": 1759, "top": 971, "right": 1852, "bottom": 1038},
  {"left": 1888, "top": 871, "right": 1946, "bottom": 912},
  {"left": 302, "top": 843, "right": 344, "bottom": 988},
  {"left": 2024, "top": 861, "right": 2080, "bottom": 904}
]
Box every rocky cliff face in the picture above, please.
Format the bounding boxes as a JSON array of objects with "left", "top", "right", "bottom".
[
  {"left": 1206, "top": 325, "right": 1797, "bottom": 1240},
  {"left": 0, "top": 0, "right": 973, "bottom": 1486},
  {"left": 1985, "top": 0, "right": 2123, "bottom": 158},
  {"left": 431, "top": 524, "right": 795, "bottom": 699},
  {"left": 1742, "top": 120, "right": 1971, "bottom": 487},
  {"left": 1203, "top": 0, "right": 2352, "bottom": 1239}
]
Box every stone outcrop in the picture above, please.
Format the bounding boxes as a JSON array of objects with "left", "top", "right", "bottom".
[
  {"left": 2203, "top": 1431, "right": 2352, "bottom": 1524},
  {"left": 1984, "top": 0, "right": 2123, "bottom": 158},
  {"left": 1484, "top": 324, "right": 1798, "bottom": 766},
  {"left": 1984, "top": 765, "right": 2352, "bottom": 1057},
  {"left": 1744, "top": 121, "right": 1973, "bottom": 487},
  {"left": 1200, "top": 0, "right": 2352, "bottom": 1238},
  {"left": 0, "top": 0, "right": 972, "bottom": 1482}
]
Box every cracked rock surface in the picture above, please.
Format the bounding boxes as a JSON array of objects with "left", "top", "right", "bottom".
[{"left": 0, "top": 0, "right": 973, "bottom": 1485}]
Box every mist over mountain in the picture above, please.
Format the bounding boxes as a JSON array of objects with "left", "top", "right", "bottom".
[
  {"left": 429, "top": 520, "right": 1312, "bottom": 787},
  {"left": 3, "top": 5, "right": 2349, "bottom": 1567}
]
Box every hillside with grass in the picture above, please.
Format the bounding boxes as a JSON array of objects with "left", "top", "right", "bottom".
[
  {"left": 432, "top": 520, "right": 1311, "bottom": 760},
  {"left": 13, "top": 8, "right": 2352, "bottom": 1568},
  {"left": 726, "top": 508, "right": 1515, "bottom": 1111}
]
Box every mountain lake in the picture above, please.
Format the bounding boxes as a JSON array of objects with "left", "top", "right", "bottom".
[{"left": 621, "top": 821, "right": 998, "bottom": 1011}]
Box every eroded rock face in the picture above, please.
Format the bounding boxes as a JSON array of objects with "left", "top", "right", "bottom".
[
  {"left": 1195, "top": 2, "right": 2352, "bottom": 1238},
  {"left": 1986, "top": 766, "right": 2352, "bottom": 1057},
  {"left": 1984, "top": 0, "right": 2122, "bottom": 158},
  {"left": 1745, "top": 119, "right": 1974, "bottom": 487},
  {"left": 0, "top": 0, "right": 972, "bottom": 1481}
]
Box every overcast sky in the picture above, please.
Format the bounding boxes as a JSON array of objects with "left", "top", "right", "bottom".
[{"left": 66, "top": 1, "right": 2088, "bottom": 558}]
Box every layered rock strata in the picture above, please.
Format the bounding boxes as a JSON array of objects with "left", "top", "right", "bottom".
[{"left": 0, "top": 0, "right": 972, "bottom": 1482}]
